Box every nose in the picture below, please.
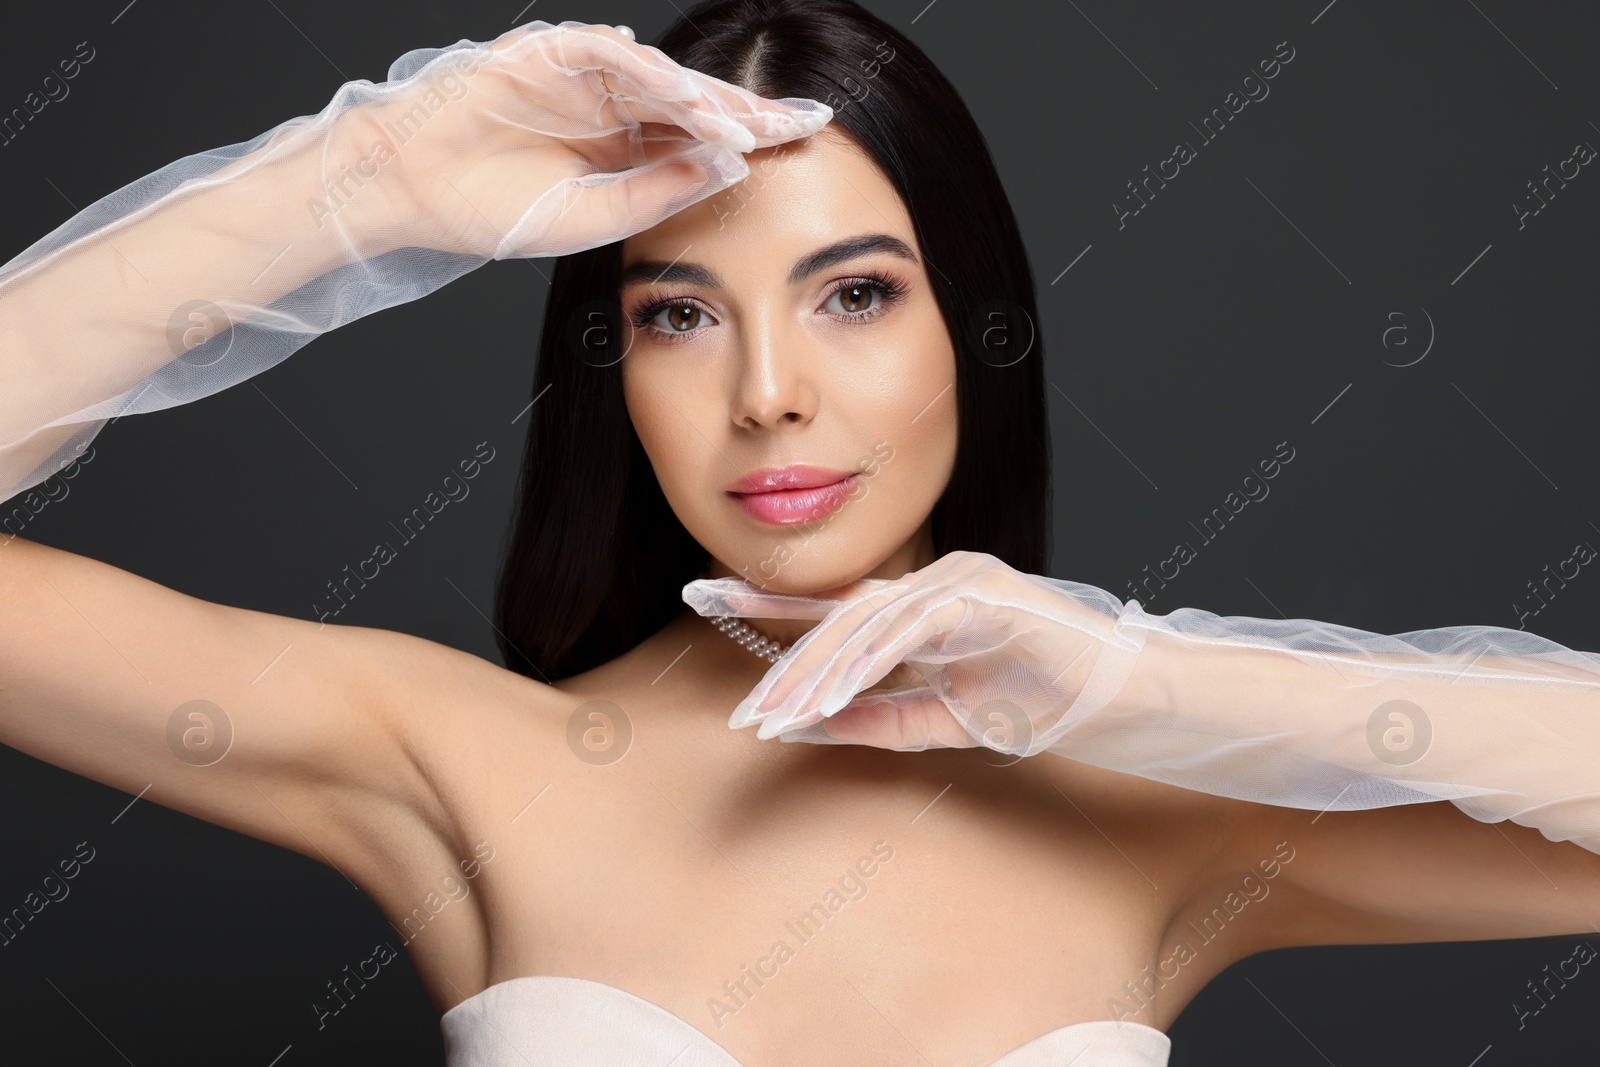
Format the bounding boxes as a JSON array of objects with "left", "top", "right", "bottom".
[{"left": 729, "top": 313, "right": 819, "bottom": 432}]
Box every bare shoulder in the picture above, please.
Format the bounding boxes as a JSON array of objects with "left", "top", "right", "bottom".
[
  {"left": 0, "top": 534, "right": 589, "bottom": 1008},
  {"left": 1028, "top": 762, "right": 1306, "bottom": 1023}
]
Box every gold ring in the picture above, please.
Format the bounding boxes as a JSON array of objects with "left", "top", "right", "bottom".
[{"left": 598, "top": 69, "right": 614, "bottom": 94}]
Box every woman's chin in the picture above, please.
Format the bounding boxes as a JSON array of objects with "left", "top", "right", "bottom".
[{"left": 704, "top": 553, "right": 852, "bottom": 595}]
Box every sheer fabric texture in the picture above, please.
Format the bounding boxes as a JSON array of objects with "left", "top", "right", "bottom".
[
  {"left": 0, "top": 20, "right": 830, "bottom": 502},
  {"left": 684, "top": 550, "right": 1600, "bottom": 854}
]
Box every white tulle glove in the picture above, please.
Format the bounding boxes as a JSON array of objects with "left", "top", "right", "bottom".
[
  {"left": 682, "top": 550, "right": 1600, "bottom": 854},
  {"left": 0, "top": 20, "right": 831, "bottom": 502}
]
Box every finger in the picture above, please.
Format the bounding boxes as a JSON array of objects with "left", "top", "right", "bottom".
[
  {"left": 675, "top": 76, "right": 834, "bottom": 148},
  {"left": 818, "top": 702, "right": 913, "bottom": 747},
  {"left": 633, "top": 72, "right": 833, "bottom": 151},
  {"left": 756, "top": 589, "right": 974, "bottom": 731},
  {"left": 562, "top": 117, "right": 695, "bottom": 170},
  {"left": 519, "top": 23, "right": 699, "bottom": 101},
  {"left": 505, "top": 23, "right": 756, "bottom": 152},
  {"left": 542, "top": 24, "right": 831, "bottom": 150},
  {"left": 723, "top": 554, "right": 981, "bottom": 730},
  {"left": 725, "top": 582, "right": 927, "bottom": 729},
  {"left": 497, "top": 151, "right": 718, "bottom": 259},
  {"left": 681, "top": 576, "right": 894, "bottom": 621},
  {"left": 750, "top": 698, "right": 927, "bottom": 747},
  {"left": 736, "top": 584, "right": 932, "bottom": 726},
  {"left": 609, "top": 87, "right": 759, "bottom": 153},
  {"left": 816, "top": 691, "right": 975, "bottom": 750},
  {"left": 767, "top": 720, "right": 859, "bottom": 747}
]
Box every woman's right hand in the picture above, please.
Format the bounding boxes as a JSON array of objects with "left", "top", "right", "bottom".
[
  {"left": 0, "top": 20, "right": 828, "bottom": 502},
  {"left": 323, "top": 20, "right": 833, "bottom": 259}
]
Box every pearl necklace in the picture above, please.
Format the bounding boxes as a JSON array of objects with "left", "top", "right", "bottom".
[{"left": 711, "top": 615, "right": 792, "bottom": 663}]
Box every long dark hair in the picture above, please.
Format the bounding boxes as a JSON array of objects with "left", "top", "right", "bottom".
[{"left": 493, "top": 0, "right": 1049, "bottom": 681}]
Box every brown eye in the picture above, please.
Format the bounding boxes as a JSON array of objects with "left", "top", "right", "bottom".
[
  {"left": 824, "top": 278, "right": 905, "bottom": 320},
  {"left": 661, "top": 305, "right": 702, "bottom": 332},
  {"left": 628, "top": 297, "right": 720, "bottom": 343},
  {"left": 833, "top": 284, "right": 876, "bottom": 314},
  {"left": 638, "top": 303, "right": 710, "bottom": 335}
]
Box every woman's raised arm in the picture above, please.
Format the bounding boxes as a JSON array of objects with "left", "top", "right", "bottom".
[
  {"left": 684, "top": 551, "right": 1600, "bottom": 851},
  {"left": 0, "top": 20, "right": 829, "bottom": 883},
  {"left": 0, "top": 533, "right": 446, "bottom": 878},
  {"left": 0, "top": 19, "right": 832, "bottom": 500},
  {"left": 684, "top": 553, "right": 1600, "bottom": 958}
]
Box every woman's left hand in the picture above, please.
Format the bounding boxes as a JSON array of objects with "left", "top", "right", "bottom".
[{"left": 680, "top": 550, "right": 1150, "bottom": 753}]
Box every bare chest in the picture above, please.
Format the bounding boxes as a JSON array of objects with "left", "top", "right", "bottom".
[{"left": 408, "top": 680, "right": 1223, "bottom": 1063}]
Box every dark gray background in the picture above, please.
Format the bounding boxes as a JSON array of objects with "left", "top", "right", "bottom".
[{"left": 2, "top": 0, "right": 1598, "bottom": 1063}]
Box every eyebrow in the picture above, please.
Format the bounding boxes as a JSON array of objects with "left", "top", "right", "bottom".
[{"left": 619, "top": 233, "right": 920, "bottom": 291}]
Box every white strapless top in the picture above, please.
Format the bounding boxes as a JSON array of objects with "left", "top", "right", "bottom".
[{"left": 440, "top": 975, "right": 1171, "bottom": 1066}]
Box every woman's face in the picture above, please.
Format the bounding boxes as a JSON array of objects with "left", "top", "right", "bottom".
[{"left": 620, "top": 127, "right": 958, "bottom": 637}]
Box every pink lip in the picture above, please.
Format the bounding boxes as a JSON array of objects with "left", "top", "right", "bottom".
[
  {"left": 727, "top": 464, "right": 857, "bottom": 493},
  {"left": 727, "top": 464, "right": 859, "bottom": 525}
]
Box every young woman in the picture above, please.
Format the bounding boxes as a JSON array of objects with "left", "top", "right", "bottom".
[{"left": 3, "top": 3, "right": 1597, "bottom": 1065}]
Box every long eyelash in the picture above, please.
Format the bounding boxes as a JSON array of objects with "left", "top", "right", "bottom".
[
  {"left": 833, "top": 270, "right": 910, "bottom": 318},
  {"left": 625, "top": 290, "right": 693, "bottom": 332},
  {"left": 625, "top": 269, "right": 911, "bottom": 341}
]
